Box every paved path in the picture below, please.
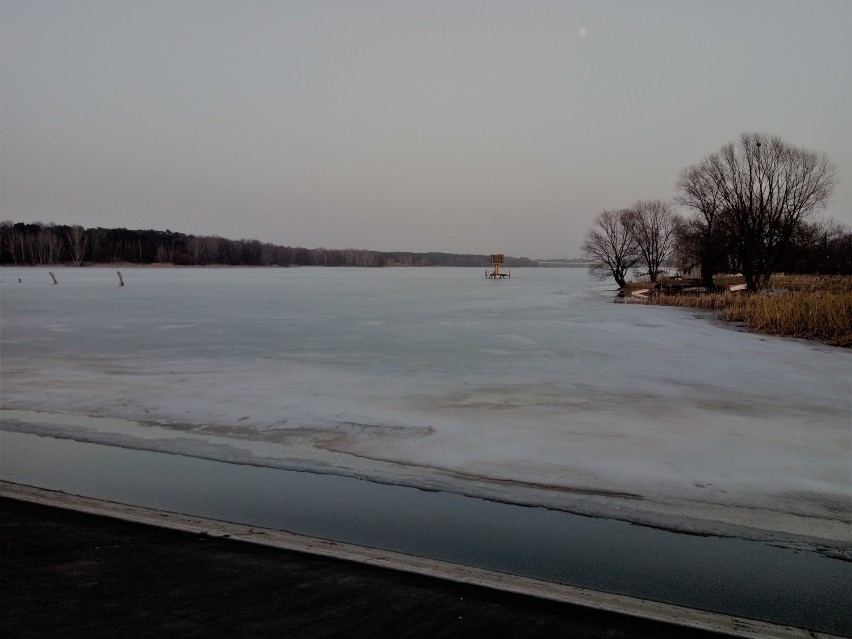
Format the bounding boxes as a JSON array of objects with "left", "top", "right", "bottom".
[{"left": 1, "top": 495, "right": 739, "bottom": 639}]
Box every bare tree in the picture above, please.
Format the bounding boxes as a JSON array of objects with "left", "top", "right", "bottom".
[
  {"left": 628, "top": 200, "right": 681, "bottom": 283},
  {"left": 88, "top": 228, "right": 105, "bottom": 262},
  {"left": 784, "top": 217, "right": 852, "bottom": 274},
  {"left": 582, "top": 209, "right": 641, "bottom": 288},
  {"left": 257, "top": 242, "right": 273, "bottom": 266},
  {"left": 186, "top": 236, "right": 203, "bottom": 264},
  {"left": 676, "top": 159, "right": 729, "bottom": 287},
  {"left": 36, "top": 224, "right": 62, "bottom": 264},
  {"left": 66, "top": 225, "right": 88, "bottom": 266},
  {"left": 1, "top": 220, "right": 19, "bottom": 264},
  {"left": 679, "top": 133, "right": 836, "bottom": 290}
]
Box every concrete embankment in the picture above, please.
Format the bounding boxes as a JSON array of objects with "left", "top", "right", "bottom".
[{"left": 1, "top": 482, "right": 840, "bottom": 638}]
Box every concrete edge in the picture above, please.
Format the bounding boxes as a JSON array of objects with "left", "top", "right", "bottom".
[{"left": 0, "top": 481, "right": 839, "bottom": 639}]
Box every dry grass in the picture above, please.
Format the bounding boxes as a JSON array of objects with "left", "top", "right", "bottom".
[
  {"left": 645, "top": 292, "right": 730, "bottom": 310},
  {"left": 719, "top": 291, "right": 852, "bottom": 346},
  {"left": 636, "top": 275, "right": 852, "bottom": 347}
]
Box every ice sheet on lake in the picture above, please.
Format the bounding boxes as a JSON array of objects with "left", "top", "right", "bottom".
[{"left": 1, "top": 266, "right": 850, "bottom": 547}]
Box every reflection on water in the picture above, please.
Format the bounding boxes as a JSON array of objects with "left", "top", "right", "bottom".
[{"left": 2, "top": 431, "right": 849, "bottom": 636}]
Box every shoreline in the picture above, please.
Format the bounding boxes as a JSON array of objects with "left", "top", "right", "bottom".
[
  {"left": 616, "top": 275, "right": 852, "bottom": 348},
  {"left": 0, "top": 480, "right": 838, "bottom": 639},
  {"left": 4, "top": 419, "right": 850, "bottom": 555}
]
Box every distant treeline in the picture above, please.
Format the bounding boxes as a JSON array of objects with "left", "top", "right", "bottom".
[{"left": 0, "top": 221, "right": 537, "bottom": 268}]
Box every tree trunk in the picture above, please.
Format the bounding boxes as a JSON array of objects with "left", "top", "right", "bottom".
[
  {"left": 700, "top": 259, "right": 714, "bottom": 289},
  {"left": 743, "top": 270, "right": 757, "bottom": 292}
]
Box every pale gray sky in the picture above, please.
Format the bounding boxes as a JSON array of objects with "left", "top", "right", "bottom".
[{"left": 2, "top": 0, "right": 850, "bottom": 258}]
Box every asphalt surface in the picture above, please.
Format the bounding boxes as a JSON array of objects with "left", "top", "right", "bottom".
[{"left": 0, "top": 496, "right": 735, "bottom": 638}]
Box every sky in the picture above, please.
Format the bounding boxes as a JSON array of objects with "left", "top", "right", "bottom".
[{"left": 2, "top": 1, "right": 850, "bottom": 259}]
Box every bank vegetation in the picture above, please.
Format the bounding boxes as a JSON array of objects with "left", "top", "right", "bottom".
[
  {"left": 584, "top": 132, "right": 851, "bottom": 346},
  {"left": 626, "top": 275, "right": 852, "bottom": 347},
  {"left": 583, "top": 132, "right": 850, "bottom": 290}
]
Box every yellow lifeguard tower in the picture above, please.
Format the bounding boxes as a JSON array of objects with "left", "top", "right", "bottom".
[{"left": 486, "top": 253, "right": 510, "bottom": 279}]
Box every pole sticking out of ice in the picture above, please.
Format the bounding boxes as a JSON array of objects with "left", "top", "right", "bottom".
[
  {"left": 117, "top": 271, "right": 124, "bottom": 286},
  {"left": 49, "top": 272, "right": 58, "bottom": 285}
]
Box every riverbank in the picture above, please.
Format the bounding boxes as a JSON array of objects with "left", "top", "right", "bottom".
[
  {"left": 620, "top": 275, "right": 852, "bottom": 347},
  {"left": 2, "top": 484, "right": 834, "bottom": 639}
]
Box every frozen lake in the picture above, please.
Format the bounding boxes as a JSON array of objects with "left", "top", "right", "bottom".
[
  {"left": 2, "top": 265, "right": 851, "bottom": 631},
  {"left": 1, "top": 266, "right": 849, "bottom": 545}
]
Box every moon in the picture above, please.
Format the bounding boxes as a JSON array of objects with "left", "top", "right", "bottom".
[{"left": 579, "top": 27, "right": 588, "bottom": 37}]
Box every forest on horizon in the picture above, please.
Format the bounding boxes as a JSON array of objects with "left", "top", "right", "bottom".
[{"left": 0, "top": 221, "right": 543, "bottom": 268}]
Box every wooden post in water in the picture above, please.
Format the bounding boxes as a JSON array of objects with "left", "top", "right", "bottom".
[
  {"left": 49, "top": 272, "right": 57, "bottom": 285},
  {"left": 117, "top": 271, "right": 124, "bottom": 286}
]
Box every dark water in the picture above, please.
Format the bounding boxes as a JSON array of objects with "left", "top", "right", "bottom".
[{"left": 2, "top": 431, "right": 849, "bottom": 635}]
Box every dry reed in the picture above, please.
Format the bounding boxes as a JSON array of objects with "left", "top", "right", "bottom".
[{"left": 637, "top": 276, "right": 852, "bottom": 347}]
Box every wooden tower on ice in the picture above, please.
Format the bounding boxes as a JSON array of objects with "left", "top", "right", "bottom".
[{"left": 486, "top": 253, "right": 510, "bottom": 279}]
